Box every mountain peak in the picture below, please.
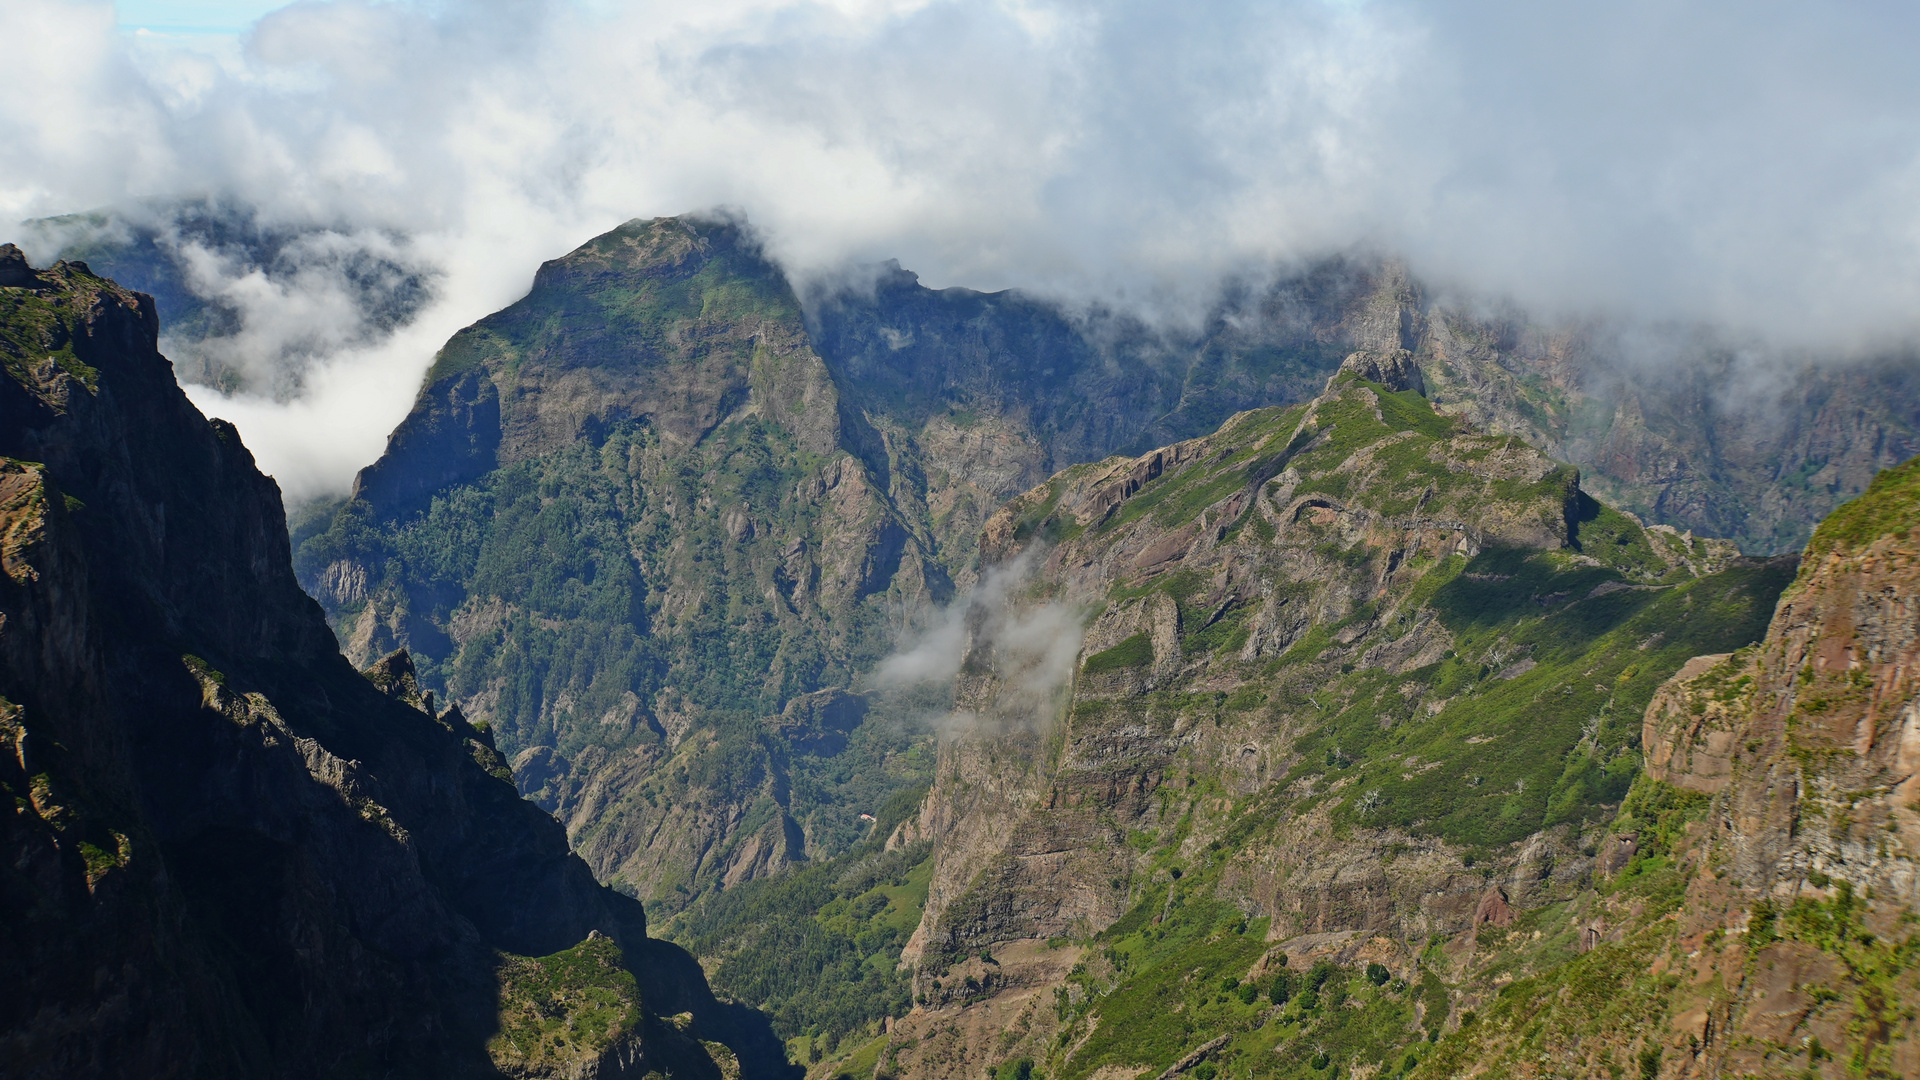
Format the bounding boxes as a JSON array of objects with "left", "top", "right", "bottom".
[{"left": 0, "top": 243, "right": 37, "bottom": 288}]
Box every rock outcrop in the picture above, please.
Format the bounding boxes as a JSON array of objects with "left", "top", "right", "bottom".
[
  {"left": 0, "top": 247, "right": 786, "bottom": 1079},
  {"left": 1630, "top": 456, "right": 1920, "bottom": 1078},
  {"left": 1335, "top": 348, "right": 1425, "bottom": 395}
]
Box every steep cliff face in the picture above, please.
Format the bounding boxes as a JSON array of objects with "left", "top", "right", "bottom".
[
  {"left": 825, "top": 353, "right": 1797, "bottom": 1080},
  {"left": 296, "top": 217, "right": 946, "bottom": 909},
  {"left": 1620, "top": 456, "right": 1920, "bottom": 1078},
  {"left": 0, "top": 245, "right": 780, "bottom": 1079}
]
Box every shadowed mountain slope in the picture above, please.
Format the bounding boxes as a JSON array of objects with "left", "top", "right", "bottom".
[{"left": 0, "top": 244, "right": 787, "bottom": 1080}]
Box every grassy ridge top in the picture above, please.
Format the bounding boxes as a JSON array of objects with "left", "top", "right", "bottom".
[
  {"left": 425, "top": 216, "right": 798, "bottom": 386},
  {"left": 1804, "top": 452, "right": 1920, "bottom": 561}
]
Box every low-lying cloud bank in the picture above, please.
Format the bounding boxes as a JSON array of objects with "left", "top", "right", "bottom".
[{"left": 6, "top": 0, "right": 1920, "bottom": 493}]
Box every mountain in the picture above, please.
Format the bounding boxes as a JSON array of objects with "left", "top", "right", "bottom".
[
  {"left": 0, "top": 244, "right": 784, "bottom": 1079},
  {"left": 780, "top": 349, "right": 1794, "bottom": 1080},
  {"left": 35, "top": 206, "right": 1915, "bottom": 559},
  {"left": 1413, "top": 308, "right": 1920, "bottom": 555},
  {"left": 295, "top": 217, "right": 949, "bottom": 915},
  {"left": 284, "top": 213, "right": 1919, "bottom": 1053},
  {"left": 1412, "top": 453, "right": 1920, "bottom": 1078},
  {"left": 775, "top": 356, "right": 1920, "bottom": 1080},
  {"left": 17, "top": 204, "right": 1915, "bottom": 1079}
]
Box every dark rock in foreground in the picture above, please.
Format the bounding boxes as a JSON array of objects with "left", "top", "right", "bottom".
[{"left": 0, "top": 244, "right": 790, "bottom": 1079}]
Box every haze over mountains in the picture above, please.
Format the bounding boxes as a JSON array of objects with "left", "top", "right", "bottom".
[{"left": 36, "top": 203, "right": 1920, "bottom": 556}]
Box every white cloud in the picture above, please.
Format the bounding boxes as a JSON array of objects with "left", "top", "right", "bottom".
[
  {"left": 6, "top": 0, "right": 1920, "bottom": 495},
  {"left": 876, "top": 550, "right": 1086, "bottom": 735}
]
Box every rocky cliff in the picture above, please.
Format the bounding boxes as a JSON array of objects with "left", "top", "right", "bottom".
[
  {"left": 1400, "top": 454, "right": 1920, "bottom": 1080},
  {"left": 793, "top": 351, "right": 1800, "bottom": 1080},
  {"left": 1616, "top": 454, "right": 1920, "bottom": 1078},
  {"left": 0, "top": 244, "right": 783, "bottom": 1079}
]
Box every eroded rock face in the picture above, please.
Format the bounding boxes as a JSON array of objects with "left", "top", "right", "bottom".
[
  {"left": 0, "top": 254, "right": 782, "bottom": 1079},
  {"left": 1636, "top": 457, "right": 1920, "bottom": 1078},
  {"left": 1337, "top": 349, "right": 1425, "bottom": 395}
]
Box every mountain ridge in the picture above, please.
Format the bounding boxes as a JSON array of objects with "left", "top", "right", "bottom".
[{"left": 288, "top": 210, "right": 1919, "bottom": 954}]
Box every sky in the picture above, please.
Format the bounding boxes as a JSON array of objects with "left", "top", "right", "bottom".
[
  {"left": 6, "top": 0, "right": 1920, "bottom": 497},
  {"left": 115, "top": 0, "right": 289, "bottom": 33}
]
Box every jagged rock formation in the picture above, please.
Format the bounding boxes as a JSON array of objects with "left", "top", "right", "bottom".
[
  {"left": 1334, "top": 348, "right": 1424, "bottom": 395},
  {"left": 832, "top": 364, "right": 1799, "bottom": 1080},
  {"left": 1624, "top": 456, "right": 1920, "bottom": 1077},
  {"left": 0, "top": 244, "right": 784, "bottom": 1079}
]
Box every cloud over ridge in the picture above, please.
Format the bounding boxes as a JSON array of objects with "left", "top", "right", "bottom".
[{"left": 6, "top": 0, "right": 1919, "bottom": 492}]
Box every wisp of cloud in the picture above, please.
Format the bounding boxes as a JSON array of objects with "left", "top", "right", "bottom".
[{"left": 877, "top": 550, "right": 1087, "bottom": 736}]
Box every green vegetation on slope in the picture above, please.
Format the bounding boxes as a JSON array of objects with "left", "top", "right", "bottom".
[
  {"left": 489, "top": 936, "right": 643, "bottom": 1071},
  {"left": 1046, "top": 775, "right": 1721, "bottom": 1080},
  {"left": 0, "top": 263, "right": 104, "bottom": 391},
  {"left": 295, "top": 405, "right": 937, "bottom": 906},
  {"left": 293, "top": 221, "right": 943, "bottom": 913},
  {"left": 1281, "top": 551, "right": 1794, "bottom": 853},
  {"left": 871, "top": 367, "right": 1804, "bottom": 1080},
  {"left": 1051, "top": 869, "right": 1431, "bottom": 1080},
  {"left": 667, "top": 785, "right": 934, "bottom": 1048}
]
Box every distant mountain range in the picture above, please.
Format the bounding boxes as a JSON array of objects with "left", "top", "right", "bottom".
[{"left": 21, "top": 201, "right": 434, "bottom": 398}]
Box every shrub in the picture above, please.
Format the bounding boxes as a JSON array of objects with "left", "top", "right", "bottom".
[{"left": 1083, "top": 633, "right": 1153, "bottom": 674}]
